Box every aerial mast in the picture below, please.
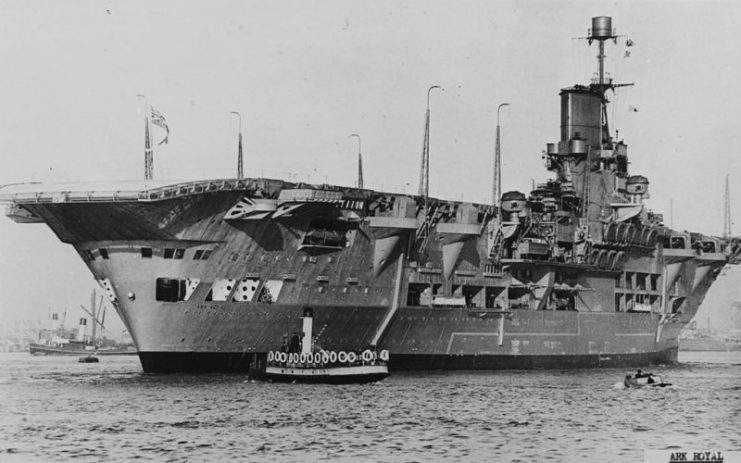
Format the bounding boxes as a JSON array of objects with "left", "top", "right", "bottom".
[
  {"left": 231, "top": 112, "right": 243, "bottom": 180},
  {"left": 493, "top": 102, "right": 510, "bottom": 207},
  {"left": 588, "top": 16, "right": 615, "bottom": 147},
  {"left": 349, "top": 134, "right": 363, "bottom": 189},
  {"left": 418, "top": 86, "right": 441, "bottom": 209},
  {"left": 587, "top": 17, "right": 633, "bottom": 145},
  {"left": 137, "top": 94, "right": 153, "bottom": 180},
  {"left": 724, "top": 174, "right": 731, "bottom": 239}
]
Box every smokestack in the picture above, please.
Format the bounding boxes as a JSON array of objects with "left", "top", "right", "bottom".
[
  {"left": 76, "top": 318, "right": 87, "bottom": 342},
  {"left": 301, "top": 307, "right": 313, "bottom": 355}
]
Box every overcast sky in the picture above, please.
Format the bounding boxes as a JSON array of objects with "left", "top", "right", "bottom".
[{"left": 0, "top": 0, "right": 739, "bottom": 335}]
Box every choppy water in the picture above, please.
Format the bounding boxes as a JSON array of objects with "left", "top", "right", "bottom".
[{"left": 0, "top": 352, "right": 738, "bottom": 462}]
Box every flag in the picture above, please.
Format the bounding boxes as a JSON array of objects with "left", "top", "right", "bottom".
[{"left": 150, "top": 107, "right": 170, "bottom": 145}]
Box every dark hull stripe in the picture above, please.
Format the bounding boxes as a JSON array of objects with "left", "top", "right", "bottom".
[
  {"left": 388, "top": 348, "right": 678, "bottom": 370},
  {"left": 138, "top": 347, "right": 678, "bottom": 373},
  {"left": 262, "top": 373, "right": 389, "bottom": 384},
  {"left": 29, "top": 345, "right": 138, "bottom": 356}
]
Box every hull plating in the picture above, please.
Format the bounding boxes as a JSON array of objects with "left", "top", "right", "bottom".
[{"left": 137, "top": 347, "right": 678, "bottom": 373}]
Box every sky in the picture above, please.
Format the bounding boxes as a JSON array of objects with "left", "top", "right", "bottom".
[{"left": 0, "top": 0, "right": 739, "bottom": 335}]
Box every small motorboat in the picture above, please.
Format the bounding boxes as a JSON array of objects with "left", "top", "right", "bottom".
[
  {"left": 624, "top": 371, "right": 671, "bottom": 388},
  {"left": 78, "top": 355, "right": 99, "bottom": 363},
  {"left": 263, "top": 307, "right": 389, "bottom": 384}
]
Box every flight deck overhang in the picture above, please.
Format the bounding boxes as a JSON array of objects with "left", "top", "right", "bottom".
[{"left": 0, "top": 179, "right": 253, "bottom": 204}]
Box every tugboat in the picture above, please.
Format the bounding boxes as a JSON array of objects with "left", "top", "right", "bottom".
[
  {"left": 30, "top": 290, "right": 137, "bottom": 356},
  {"left": 264, "top": 307, "right": 390, "bottom": 384},
  {"left": 624, "top": 370, "right": 671, "bottom": 388}
]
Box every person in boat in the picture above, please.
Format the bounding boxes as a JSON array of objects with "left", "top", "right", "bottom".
[
  {"left": 289, "top": 332, "right": 301, "bottom": 353},
  {"left": 280, "top": 337, "right": 288, "bottom": 353},
  {"left": 634, "top": 369, "right": 655, "bottom": 380}
]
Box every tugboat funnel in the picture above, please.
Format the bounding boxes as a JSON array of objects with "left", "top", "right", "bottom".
[{"left": 301, "top": 307, "right": 313, "bottom": 355}]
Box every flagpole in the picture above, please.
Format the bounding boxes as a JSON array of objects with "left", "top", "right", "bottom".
[
  {"left": 136, "top": 94, "right": 153, "bottom": 180},
  {"left": 230, "top": 111, "right": 243, "bottom": 179}
]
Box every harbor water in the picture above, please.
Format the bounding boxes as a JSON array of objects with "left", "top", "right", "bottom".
[{"left": 0, "top": 352, "right": 739, "bottom": 462}]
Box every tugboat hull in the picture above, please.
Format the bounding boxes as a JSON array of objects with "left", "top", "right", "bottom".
[{"left": 264, "top": 365, "right": 389, "bottom": 384}]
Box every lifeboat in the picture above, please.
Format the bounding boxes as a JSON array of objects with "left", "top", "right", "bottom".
[
  {"left": 596, "top": 250, "right": 609, "bottom": 269},
  {"left": 623, "top": 371, "right": 671, "bottom": 388},
  {"left": 604, "top": 222, "right": 617, "bottom": 242},
  {"left": 606, "top": 250, "right": 618, "bottom": 269},
  {"left": 625, "top": 225, "right": 637, "bottom": 244},
  {"left": 616, "top": 223, "right": 630, "bottom": 243},
  {"left": 645, "top": 228, "right": 659, "bottom": 247}
]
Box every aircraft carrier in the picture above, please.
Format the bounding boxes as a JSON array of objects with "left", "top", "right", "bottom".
[{"left": 1, "top": 17, "right": 739, "bottom": 372}]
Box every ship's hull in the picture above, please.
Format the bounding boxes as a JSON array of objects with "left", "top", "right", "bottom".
[
  {"left": 138, "top": 347, "right": 678, "bottom": 373},
  {"left": 125, "top": 300, "right": 682, "bottom": 373}
]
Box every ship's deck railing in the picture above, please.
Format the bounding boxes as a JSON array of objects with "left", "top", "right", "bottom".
[
  {"left": 0, "top": 178, "right": 256, "bottom": 204},
  {"left": 0, "top": 178, "right": 497, "bottom": 213},
  {"left": 137, "top": 179, "right": 253, "bottom": 202}
]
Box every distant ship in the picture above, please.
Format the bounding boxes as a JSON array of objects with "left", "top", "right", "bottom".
[
  {"left": 29, "top": 341, "right": 136, "bottom": 356},
  {"left": 2, "top": 17, "right": 740, "bottom": 372},
  {"left": 679, "top": 329, "right": 736, "bottom": 352},
  {"left": 680, "top": 302, "right": 741, "bottom": 352},
  {"left": 29, "top": 291, "right": 136, "bottom": 356},
  {"left": 678, "top": 336, "right": 737, "bottom": 352}
]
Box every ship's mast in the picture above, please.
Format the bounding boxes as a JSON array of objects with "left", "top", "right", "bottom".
[
  {"left": 137, "top": 94, "right": 153, "bottom": 180},
  {"left": 417, "top": 85, "right": 441, "bottom": 248},
  {"left": 724, "top": 174, "right": 731, "bottom": 239},
  {"left": 587, "top": 17, "right": 633, "bottom": 146},
  {"left": 588, "top": 17, "right": 615, "bottom": 146},
  {"left": 90, "top": 290, "right": 97, "bottom": 344},
  {"left": 493, "top": 103, "right": 509, "bottom": 207},
  {"left": 418, "top": 86, "right": 441, "bottom": 204},
  {"left": 231, "top": 111, "right": 243, "bottom": 180},
  {"left": 349, "top": 134, "right": 363, "bottom": 189}
]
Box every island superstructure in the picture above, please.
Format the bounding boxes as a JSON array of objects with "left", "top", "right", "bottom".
[{"left": 1, "top": 17, "right": 739, "bottom": 372}]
